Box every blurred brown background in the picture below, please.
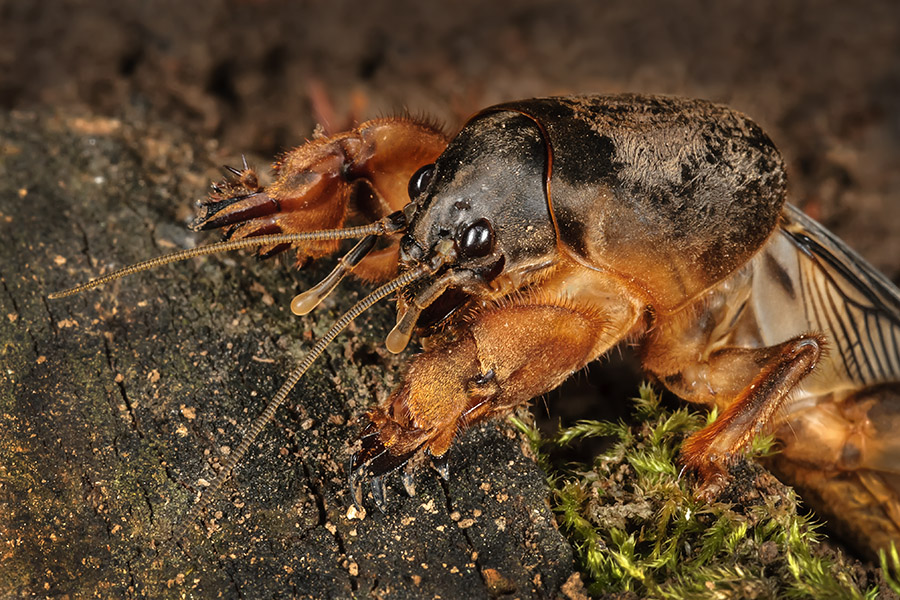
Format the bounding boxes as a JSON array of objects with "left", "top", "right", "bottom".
[{"left": 2, "top": 0, "right": 898, "bottom": 278}]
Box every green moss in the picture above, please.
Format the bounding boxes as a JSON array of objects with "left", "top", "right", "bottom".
[
  {"left": 880, "top": 545, "right": 900, "bottom": 596},
  {"left": 512, "top": 384, "right": 877, "bottom": 599}
]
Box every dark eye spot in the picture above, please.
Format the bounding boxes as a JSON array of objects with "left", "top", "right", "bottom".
[
  {"left": 408, "top": 163, "right": 435, "bottom": 200},
  {"left": 458, "top": 218, "right": 494, "bottom": 259}
]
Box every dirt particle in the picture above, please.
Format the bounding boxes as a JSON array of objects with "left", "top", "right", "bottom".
[
  {"left": 758, "top": 540, "right": 779, "bottom": 564},
  {"left": 346, "top": 504, "right": 365, "bottom": 520},
  {"left": 248, "top": 281, "right": 275, "bottom": 305},
  {"left": 481, "top": 568, "right": 516, "bottom": 595},
  {"left": 68, "top": 116, "right": 122, "bottom": 136}
]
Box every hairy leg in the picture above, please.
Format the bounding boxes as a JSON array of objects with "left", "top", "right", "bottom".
[
  {"left": 679, "top": 335, "right": 823, "bottom": 496},
  {"left": 350, "top": 274, "right": 643, "bottom": 497}
]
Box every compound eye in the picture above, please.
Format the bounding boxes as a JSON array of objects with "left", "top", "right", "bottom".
[
  {"left": 458, "top": 218, "right": 494, "bottom": 259},
  {"left": 408, "top": 163, "right": 435, "bottom": 200}
]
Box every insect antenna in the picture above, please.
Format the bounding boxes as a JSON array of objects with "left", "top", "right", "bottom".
[
  {"left": 48, "top": 211, "right": 407, "bottom": 300},
  {"left": 171, "top": 262, "right": 431, "bottom": 543}
]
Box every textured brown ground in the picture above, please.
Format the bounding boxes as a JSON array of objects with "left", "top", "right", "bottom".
[{"left": 1, "top": 1, "right": 899, "bottom": 598}]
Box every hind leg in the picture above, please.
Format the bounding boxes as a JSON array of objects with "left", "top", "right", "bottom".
[{"left": 767, "top": 383, "right": 900, "bottom": 560}]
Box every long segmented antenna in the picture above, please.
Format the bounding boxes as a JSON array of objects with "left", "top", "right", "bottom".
[
  {"left": 172, "top": 262, "right": 432, "bottom": 542},
  {"left": 48, "top": 215, "right": 404, "bottom": 300}
]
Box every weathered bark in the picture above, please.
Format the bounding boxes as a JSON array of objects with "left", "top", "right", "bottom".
[{"left": 0, "top": 111, "right": 575, "bottom": 598}]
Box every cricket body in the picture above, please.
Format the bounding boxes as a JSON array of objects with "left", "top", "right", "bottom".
[{"left": 52, "top": 94, "right": 900, "bottom": 558}]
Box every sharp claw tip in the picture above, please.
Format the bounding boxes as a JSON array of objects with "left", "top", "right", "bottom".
[
  {"left": 348, "top": 469, "right": 364, "bottom": 510},
  {"left": 371, "top": 476, "right": 387, "bottom": 513},
  {"left": 401, "top": 470, "right": 416, "bottom": 497},
  {"left": 432, "top": 455, "right": 450, "bottom": 481}
]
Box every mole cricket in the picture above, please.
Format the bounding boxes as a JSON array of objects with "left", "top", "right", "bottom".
[{"left": 50, "top": 94, "right": 900, "bottom": 557}]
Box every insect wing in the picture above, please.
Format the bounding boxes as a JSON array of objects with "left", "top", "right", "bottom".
[
  {"left": 764, "top": 205, "right": 900, "bottom": 557},
  {"left": 779, "top": 203, "right": 900, "bottom": 386}
]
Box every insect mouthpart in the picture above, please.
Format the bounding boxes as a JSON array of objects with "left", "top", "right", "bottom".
[
  {"left": 398, "top": 233, "right": 427, "bottom": 265},
  {"left": 385, "top": 239, "right": 459, "bottom": 353},
  {"left": 290, "top": 210, "right": 410, "bottom": 316},
  {"left": 388, "top": 214, "right": 509, "bottom": 352}
]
